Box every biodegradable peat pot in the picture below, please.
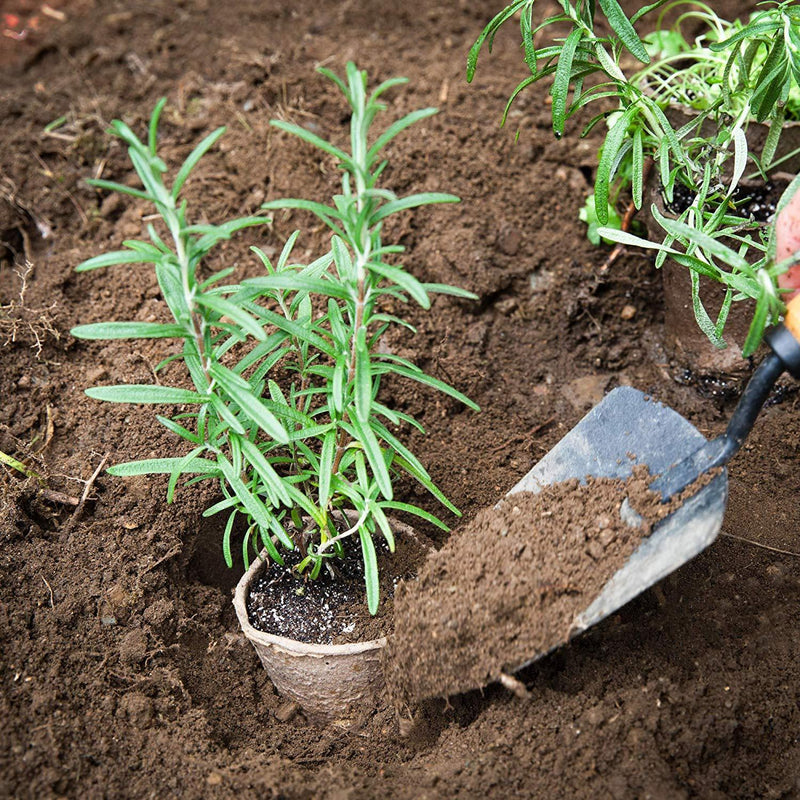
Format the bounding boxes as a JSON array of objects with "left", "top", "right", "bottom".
[
  {"left": 646, "top": 175, "right": 794, "bottom": 385},
  {"left": 660, "top": 256, "right": 752, "bottom": 381},
  {"left": 233, "top": 516, "right": 425, "bottom": 724},
  {"left": 640, "top": 106, "right": 800, "bottom": 383}
]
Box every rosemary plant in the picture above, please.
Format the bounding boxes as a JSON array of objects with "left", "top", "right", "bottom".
[
  {"left": 468, "top": 0, "right": 800, "bottom": 354},
  {"left": 72, "top": 66, "right": 477, "bottom": 614}
]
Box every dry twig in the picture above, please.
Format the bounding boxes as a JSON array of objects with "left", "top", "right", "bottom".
[{"left": 60, "top": 454, "right": 108, "bottom": 537}]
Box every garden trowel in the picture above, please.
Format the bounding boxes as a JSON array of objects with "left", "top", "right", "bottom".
[{"left": 505, "top": 297, "right": 800, "bottom": 673}]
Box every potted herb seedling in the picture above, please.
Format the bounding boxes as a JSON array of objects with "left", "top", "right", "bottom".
[
  {"left": 468, "top": 0, "right": 800, "bottom": 375},
  {"left": 71, "top": 64, "right": 478, "bottom": 722}
]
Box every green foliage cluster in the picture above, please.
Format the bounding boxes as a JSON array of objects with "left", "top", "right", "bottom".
[
  {"left": 469, "top": 0, "right": 800, "bottom": 355},
  {"left": 72, "top": 64, "right": 477, "bottom": 613}
]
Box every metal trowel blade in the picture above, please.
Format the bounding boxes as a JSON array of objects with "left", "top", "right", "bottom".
[{"left": 508, "top": 386, "right": 727, "bottom": 668}]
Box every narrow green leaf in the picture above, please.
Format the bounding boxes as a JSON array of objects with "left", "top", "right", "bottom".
[
  {"left": 222, "top": 510, "right": 237, "bottom": 568},
  {"left": 500, "top": 75, "right": 540, "bottom": 126},
  {"left": 378, "top": 500, "right": 450, "bottom": 530},
  {"left": 551, "top": 27, "right": 583, "bottom": 138},
  {"left": 371, "top": 192, "right": 459, "bottom": 223},
  {"left": 728, "top": 127, "right": 748, "bottom": 196},
  {"left": 370, "top": 503, "right": 395, "bottom": 551},
  {"left": 690, "top": 270, "right": 724, "bottom": 348},
  {"left": 190, "top": 216, "right": 269, "bottom": 256},
  {"left": 354, "top": 326, "right": 372, "bottom": 423},
  {"left": 107, "top": 456, "right": 218, "bottom": 476},
  {"left": 370, "top": 419, "right": 430, "bottom": 480},
  {"left": 209, "top": 362, "right": 290, "bottom": 443},
  {"left": 172, "top": 126, "right": 226, "bottom": 198},
  {"left": 76, "top": 250, "right": 155, "bottom": 272},
  {"left": 466, "top": 0, "right": 528, "bottom": 81},
  {"left": 708, "top": 21, "right": 781, "bottom": 52},
  {"left": 331, "top": 356, "right": 346, "bottom": 416},
  {"left": 156, "top": 414, "right": 201, "bottom": 444},
  {"left": 652, "top": 207, "right": 750, "bottom": 271},
  {"left": 127, "top": 148, "right": 170, "bottom": 206},
  {"left": 367, "top": 108, "right": 438, "bottom": 162},
  {"left": 167, "top": 445, "right": 205, "bottom": 503},
  {"left": 359, "top": 527, "right": 380, "bottom": 615},
  {"left": 71, "top": 322, "right": 186, "bottom": 340},
  {"left": 208, "top": 393, "right": 246, "bottom": 435},
  {"left": 761, "top": 105, "right": 786, "bottom": 169},
  {"left": 239, "top": 437, "right": 292, "bottom": 507},
  {"left": 86, "top": 178, "right": 153, "bottom": 202},
  {"left": 331, "top": 235, "right": 355, "bottom": 283},
  {"left": 242, "top": 526, "right": 254, "bottom": 570},
  {"left": 148, "top": 97, "right": 167, "bottom": 155},
  {"left": 422, "top": 283, "right": 479, "bottom": 300},
  {"left": 86, "top": 385, "right": 206, "bottom": 404},
  {"left": 154, "top": 261, "right": 189, "bottom": 322},
  {"left": 317, "top": 64, "right": 350, "bottom": 97},
  {"left": 217, "top": 456, "right": 288, "bottom": 561},
  {"left": 368, "top": 262, "right": 430, "bottom": 308},
  {"left": 393, "top": 454, "right": 459, "bottom": 516},
  {"left": 632, "top": 127, "right": 643, "bottom": 209},
  {"left": 270, "top": 120, "right": 354, "bottom": 168},
  {"left": 261, "top": 199, "right": 347, "bottom": 239},
  {"left": 241, "top": 272, "right": 351, "bottom": 300},
  {"left": 742, "top": 293, "right": 769, "bottom": 357},
  {"left": 318, "top": 429, "right": 337, "bottom": 508},
  {"left": 194, "top": 293, "right": 267, "bottom": 341},
  {"left": 374, "top": 359, "right": 479, "bottom": 410},
  {"left": 108, "top": 118, "right": 146, "bottom": 151},
  {"left": 595, "top": 107, "right": 636, "bottom": 225},
  {"left": 348, "top": 416, "right": 392, "bottom": 500},
  {"left": 248, "top": 306, "right": 337, "bottom": 359},
  {"left": 598, "top": 0, "right": 649, "bottom": 62},
  {"left": 368, "top": 75, "right": 409, "bottom": 104}
]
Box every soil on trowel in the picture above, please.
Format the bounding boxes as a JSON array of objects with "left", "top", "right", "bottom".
[{"left": 385, "top": 469, "right": 684, "bottom": 704}]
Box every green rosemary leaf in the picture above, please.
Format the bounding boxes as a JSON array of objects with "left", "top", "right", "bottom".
[
  {"left": 359, "top": 527, "right": 380, "bottom": 616},
  {"left": 172, "top": 126, "right": 226, "bottom": 198},
  {"left": 86, "top": 385, "right": 206, "bottom": 404},
  {"left": 71, "top": 322, "right": 186, "bottom": 340},
  {"left": 551, "top": 27, "right": 584, "bottom": 138},
  {"left": 598, "top": 0, "right": 649, "bottom": 62},
  {"left": 107, "top": 456, "right": 218, "bottom": 476}
]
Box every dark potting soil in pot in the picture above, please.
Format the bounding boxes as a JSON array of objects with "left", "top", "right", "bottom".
[
  {"left": 662, "top": 179, "right": 785, "bottom": 222},
  {"left": 385, "top": 468, "right": 706, "bottom": 703},
  {"left": 246, "top": 525, "right": 431, "bottom": 645}
]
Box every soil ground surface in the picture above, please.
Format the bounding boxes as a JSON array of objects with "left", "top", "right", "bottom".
[{"left": 1, "top": 0, "right": 799, "bottom": 798}]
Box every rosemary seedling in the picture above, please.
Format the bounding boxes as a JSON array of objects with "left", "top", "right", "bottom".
[
  {"left": 72, "top": 65, "right": 478, "bottom": 614},
  {"left": 469, "top": 0, "right": 800, "bottom": 353}
]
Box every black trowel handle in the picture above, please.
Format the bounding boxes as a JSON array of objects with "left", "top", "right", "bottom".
[{"left": 651, "top": 299, "right": 800, "bottom": 501}]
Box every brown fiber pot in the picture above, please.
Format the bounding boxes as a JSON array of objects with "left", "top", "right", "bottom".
[
  {"left": 636, "top": 87, "right": 800, "bottom": 379},
  {"left": 233, "top": 516, "right": 420, "bottom": 724},
  {"left": 641, "top": 114, "right": 800, "bottom": 381}
]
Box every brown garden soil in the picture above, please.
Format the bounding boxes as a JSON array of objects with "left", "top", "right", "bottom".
[{"left": 1, "top": 0, "right": 799, "bottom": 798}]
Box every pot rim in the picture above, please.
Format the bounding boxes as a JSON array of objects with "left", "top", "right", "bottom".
[{"left": 233, "top": 548, "right": 388, "bottom": 657}]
